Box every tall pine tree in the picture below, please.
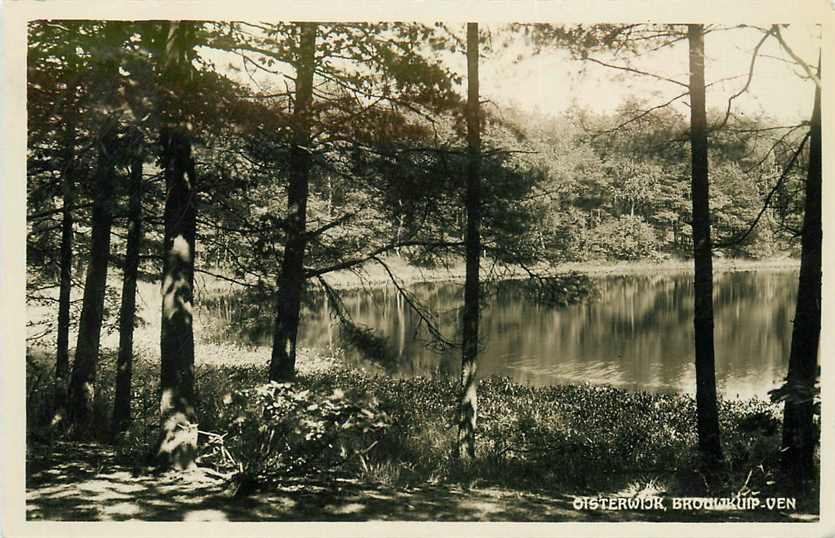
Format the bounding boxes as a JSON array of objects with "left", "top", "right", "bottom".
[
  {"left": 156, "top": 21, "right": 200, "bottom": 469},
  {"left": 458, "top": 22, "right": 482, "bottom": 459},
  {"left": 686, "top": 24, "right": 722, "bottom": 463}
]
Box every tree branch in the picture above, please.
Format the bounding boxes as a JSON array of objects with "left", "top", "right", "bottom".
[
  {"left": 583, "top": 56, "right": 689, "bottom": 88},
  {"left": 711, "top": 28, "right": 773, "bottom": 132},
  {"left": 27, "top": 202, "right": 93, "bottom": 222},
  {"left": 772, "top": 25, "right": 821, "bottom": 89},
  {"left": 371, "top": 255, "right": 456, "bottom": 350},
  {"left": 194, "top": 267, "right": 260, "bottom": 289},
  {"left": 305, "top": 240, "right": 463, "bottom": 279},
  {"left": 715, "top": 131, "right": 809, "bottom": 248}
]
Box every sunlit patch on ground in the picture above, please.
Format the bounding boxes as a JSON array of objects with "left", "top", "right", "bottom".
[
  {"left": 358, "top": 490, "right": 396, "bottom": 501},
  {"left": 324, "top": 502, "right": 367, "bottom": 515},
  {"left": 100, "top": 502, "right": 142, "bottom": 519},
  {"left": 183, "top": 509, "right": 228, "bottom": 521},
  {"left": 456, "top": 498, "right": 504, "bottom": 517}
]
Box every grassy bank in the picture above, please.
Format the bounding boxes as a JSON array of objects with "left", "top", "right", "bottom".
[{"left": 26, "top": 347, "right": 819, "bottom": 520}]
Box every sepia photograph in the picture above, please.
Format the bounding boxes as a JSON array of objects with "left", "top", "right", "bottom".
[{"left": 1, "top": 1, "right": 832, "bottom": 536}]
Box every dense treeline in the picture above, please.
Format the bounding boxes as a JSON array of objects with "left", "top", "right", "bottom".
[
  {"left": 464, "top": 101, "right": 808, "bottom": 265},
  {"left": 25, "top": 19, "right": 819, "bottom": 498}
]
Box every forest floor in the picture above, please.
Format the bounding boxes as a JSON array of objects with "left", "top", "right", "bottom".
[{"left": 26, "top": 441, "right": 815, "bottom": 522}]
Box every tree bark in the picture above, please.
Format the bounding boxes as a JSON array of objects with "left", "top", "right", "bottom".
[
  {"left": 66, "top": 119, "right": 117, "bottom": 436},
  {"left": 269, "top": 23, "right": 317, "bottom": 381},
  {"left": 687, "top": 24, "right": 722, "bottom": 463},
  {"left": 780, "top": 65, "right": 821, "bottom": 484},
  {"left": 458, "top": 22, "right": 481, "bottom": 460},
  {"left": 156, "top": 21, "right": 198, "bottom": 470},
  {"left": 112, "top": 132, "right": 144, "bottom": 437},
  {"left": 54, "top": 83, "right": 79, "bottom": 420}
]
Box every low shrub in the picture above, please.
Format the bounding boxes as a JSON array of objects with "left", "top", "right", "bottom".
[{"left": 200, "top": 379, "right": 391, "bottom": 481}]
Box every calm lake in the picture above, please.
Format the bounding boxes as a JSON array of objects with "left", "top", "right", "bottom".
[{"left": 198, "top": 270, "right": 798, "bottom": 400}]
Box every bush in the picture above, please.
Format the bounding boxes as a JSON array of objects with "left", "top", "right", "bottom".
[{"left": 201, "top": 380, "right": 391, "bottom": 480}]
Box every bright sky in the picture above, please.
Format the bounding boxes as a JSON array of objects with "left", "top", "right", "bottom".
[
  {"left": 210, "top": 23, "right": 820, "bottom": 125},
  {"left": 469, "top": 24, "right": 820, "bottom": 123}
]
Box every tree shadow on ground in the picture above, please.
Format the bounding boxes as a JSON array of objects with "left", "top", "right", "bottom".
[{"left": 26, "top": 441, "right": 816, "bottom": 522}]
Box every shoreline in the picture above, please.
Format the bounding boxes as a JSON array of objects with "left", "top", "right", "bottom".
[{"left": 311, "top": 255, "right": 801, "bottom": 291}]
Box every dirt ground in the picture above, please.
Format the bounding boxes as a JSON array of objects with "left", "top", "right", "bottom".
[{"left": 24, "top": 441, "right": 818, "bottom": 523}]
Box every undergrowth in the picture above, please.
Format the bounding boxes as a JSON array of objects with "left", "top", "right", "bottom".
[{"left": 26, "top": 347, "right": 818, "bottom": 513}]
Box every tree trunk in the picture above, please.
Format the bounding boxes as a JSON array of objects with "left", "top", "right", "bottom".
[
  {"left": 156, "top": 21, "right": 198, "bottom": 470},
  {"left": 458, "top": 22, "right": 481, "bottom": 460},
  {"left": 269, "top": 23, "right": 317, "bottom": 381},
  {"left": 780, "top": 67, "right": 821, "bottom": 485},
  {"left": 66, "top": 120, "right": 117, "bottom": 436},
  {"left": 112, "top": 132, "right": 144, "bottom": 437},
  {"left": 687, "top": 24, "right": 722, "bottom": 463},
  {"left": 54, "top": 83, "right": 79, "bottom": 421}
]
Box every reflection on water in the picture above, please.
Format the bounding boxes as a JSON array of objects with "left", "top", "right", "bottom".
[{"left": 197, "top": 270, "right": 798, "bottom": 400}]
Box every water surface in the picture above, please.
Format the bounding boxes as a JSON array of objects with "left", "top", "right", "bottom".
[{"left": 199, "top": 270, "right": 798, "bottom": 399}]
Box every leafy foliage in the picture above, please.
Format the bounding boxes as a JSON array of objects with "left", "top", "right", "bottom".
[
  {"left": 584, "top": 215, "right": 660, "bottom": 261},
  {"left": 201, "top": 380, "right": 391, "bottom": 481}
]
